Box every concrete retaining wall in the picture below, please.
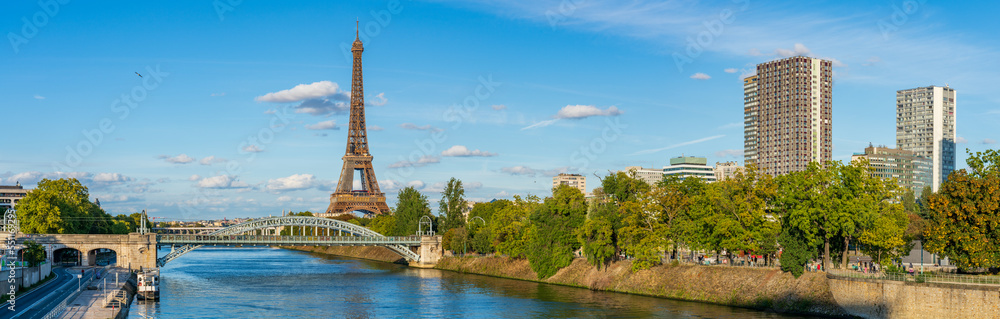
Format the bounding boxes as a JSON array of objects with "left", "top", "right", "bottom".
[{"left": 828, "top": 276, "right": 1000, "bottom": 318}]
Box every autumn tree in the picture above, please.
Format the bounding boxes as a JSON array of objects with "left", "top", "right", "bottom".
[{"left": 924, "top": 149, "right": 1000, "bottom": 272}]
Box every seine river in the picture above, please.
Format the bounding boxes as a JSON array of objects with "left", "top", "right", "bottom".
[{"left": 128, "top": 247, "right": 818, "bottom": 318}]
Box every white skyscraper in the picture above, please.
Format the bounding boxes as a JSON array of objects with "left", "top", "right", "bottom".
[{"left": 896, "top": 86, "right": 957, "bottom": 192}]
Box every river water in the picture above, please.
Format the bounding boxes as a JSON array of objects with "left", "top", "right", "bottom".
[{"left": 128, "top": 247, "right": 819, "bottom": 318}]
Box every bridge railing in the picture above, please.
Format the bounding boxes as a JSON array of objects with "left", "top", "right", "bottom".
[{"left": 157, "top": 234, "right": 423, "bottom": 245}]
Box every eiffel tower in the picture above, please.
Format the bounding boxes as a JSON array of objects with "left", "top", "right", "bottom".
[{"left": 324, "top": 26, "right": 391, "bottom": 216}]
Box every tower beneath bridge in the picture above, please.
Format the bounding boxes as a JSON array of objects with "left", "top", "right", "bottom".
[{"left": 324, "top": 24, "right": 391, "bottom": 217}]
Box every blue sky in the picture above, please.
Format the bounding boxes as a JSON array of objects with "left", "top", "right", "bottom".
[{"left": 2, "top": 0, "right": 998, "bottom": 220}]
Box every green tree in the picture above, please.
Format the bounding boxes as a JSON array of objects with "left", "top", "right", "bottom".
[
  {"left": 368, "top": 214, "right": 396, "bottom": 236},
  {"left": 491, "top": 195, "right": 539, "bottom": 258},
  {"left": 601, "top": 170, "right": 651, "bottom": 203},
  {"left": 438, "top": 178, "right": 467, "bottom": 233},
  {"left": 691, "top": 166, "right": 779, "bottom": 265},
  {"left": 778, "top": 228, "right": 813, "bottom": 278},
  {"left": 17, "top": 178, "right": 112, "bottom": 234},
  {"left": 902, "top": 189, "right": 917, "bottom": 214},
  {"left": 392, "top": 187, "right": 433, "bottom": 236},
  {"left": 527, "top": 185, "right": 587, "bottom": 278},
  {"left": 917, "top": 186, "right": 933, "bottom": 219},
  {"left": 22, "top": 241, "right": 46, "bottom": 267},
  {"left": 577, "top": 202, "right": 618, "bottom": 269},
  {"left": 924, "top": 149, "right": 1000, "bottom": 272}
]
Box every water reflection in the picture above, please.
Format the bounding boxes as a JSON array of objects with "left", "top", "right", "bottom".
[{"left": 129, "top": 247, "right": 819, "bottom": 318}]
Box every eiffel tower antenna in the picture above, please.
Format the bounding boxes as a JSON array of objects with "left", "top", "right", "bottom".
[{"left": 324, "top": 25, "right": 391, "bottom": 217}]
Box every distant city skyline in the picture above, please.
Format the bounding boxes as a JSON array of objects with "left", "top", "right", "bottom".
[{"left": 2, "top": 1, "right": 998, "bottom": 219}]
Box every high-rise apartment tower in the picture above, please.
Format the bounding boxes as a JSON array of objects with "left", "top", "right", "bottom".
[
  {"left": 896, "top": 86, "right": 956, "bottom": 192},
  {"left": 744, "top": 56, "right": 833, "bottom": 175}
]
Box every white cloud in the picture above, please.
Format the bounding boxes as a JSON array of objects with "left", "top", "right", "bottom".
[
  {"left": 631, "top": 135, "right": 726, "bottom": 156},
  {"left": 554, "top": 105, "right": 623, "bottom": 119},
  {"left": 196, "top": 175, "right": 250, "bottom": 189},
  {"left": 441, "top": 145, "right": 498, "bottom": 157},
  {"left": 466, "top": 181, "right": 483, "bottom": 189},
  {"left": 984, "top": 138, "right": 997, "bottom": 145},
  {"left": 956, "top": 136, "right": 968, "bottom": 144},
  {"left": 368, "top": 92, "right": 388, "bottom": 106},
  {"left": 264, "top": 109, "right": 277, "bottom": 115},
  {"left": 211, "top": 92, "right": 226, "bottom": 97},
  {"left": 306, "top": 120, "right": 338, "bottom": 130},
  {"left": 690, "top": 73, "right": 711, "bottom": 80},
  {"left": 400, "top": 123, "right": 443, "bottom": 132},
  {"left": 379, "top": 179, "right": 406, "bottom": 191},
  {"left": 500, "top": 166, "right": 569, "bottom": 177},
  {"left": 256, "top": 81, "right": 343, "bottom": 103},
  {"left": 714, "top": 149, "right": 743, "bottom": 158},
  {"left": 724, "top": 68, "right": 738, "bottom": 73},
  {"left": 33, "top": 95, "right": 45, "bottom": 100},
  {"left": 243, "top": 145, "right": 263, "bottom": 153},
  {"left": 388, "top": 156, "right": 441, "bottom": 168},
  {"left": 491, "top": 104, "right": 507, "bottom": 110},
  {"left": 92, "top": 173, "right": 132, "bottom": 183},
  {"left": 774, "top": 43, "right": 812, "bottom": 57},
  {"left": 199, "top": 156, "right": 226, "bottom": 165},
  {"left": 159, "top": 154, "right": 195, "bottom": 164},
  {"left": 369, "top": 125, "right": 384, "bottom": 131},
  {"left": 266, "top": 174, "right": 318, "bottom": 192},
  {"left": 407, "top": 180, "right": 425, "bottom": 189},
  {"left": 276, "top": 195, "right": 293, "bottom": 202},
  {"left": 188, "top": 174, "right": 201, "bottom": 181}
]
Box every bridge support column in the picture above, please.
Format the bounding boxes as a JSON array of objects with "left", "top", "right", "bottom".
[{"left": 412, "top": 235, "right": 443, "bottom": 268}]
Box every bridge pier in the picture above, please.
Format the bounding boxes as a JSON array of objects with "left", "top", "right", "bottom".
[{"left": 412, "top": 235, "right": 443, "bottom": 268}]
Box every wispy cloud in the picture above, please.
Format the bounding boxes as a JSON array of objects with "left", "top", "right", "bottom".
[
  {"left": 400, "top": 123, "right": 443, "bottom": 132},
  {"left": 984, "top": 138, "right": 997, "bottom": 145},
  {"left": 630, "top": 135, "right": 725, "bottom": 156},
  {"left": 33, "top": 95, "right": 45, "bottom": 100},
  {"left": 690, "top": 72, "right": 711, "bottom": 80},
  {"left": 714, "top": 149, "right": 743, "bottom": 158},
  {"left": 500, "top": 165, "right": 569, "bottom": 177},
  {"left": 441, "top": 145, "right": 498, "bottom": 157},
  {"left": 388, "top": 156, "right": 441, "bottom": 168},
  {"left": 306, "top": 120, "right": 338, "bottom": 130},
  {"left": 555, "top": 105, "right": 622, "bottom": 119},
  {"left": 521, "top": 119, "right": 560, "bottom": 130},
  {"left": 158, "top": 154, "right": 195, "bottom": 164}
]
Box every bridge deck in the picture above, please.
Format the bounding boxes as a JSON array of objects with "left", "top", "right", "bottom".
[{"left": 157, "top": 234, "right": 423, "bottom": 246}]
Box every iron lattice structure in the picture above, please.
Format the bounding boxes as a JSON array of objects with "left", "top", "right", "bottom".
[
  {"left": 326, "top": 26, "right": 391, "bottom": 216},
  {"left": 156, "top": 216, "right": 420, "bottom": 266}
]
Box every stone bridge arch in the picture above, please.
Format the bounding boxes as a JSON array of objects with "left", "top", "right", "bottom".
[{"left": 18, "top": 233, "right": 158, "bottom": 270}]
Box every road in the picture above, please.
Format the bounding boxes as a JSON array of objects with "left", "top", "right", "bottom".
[{"left": 0, "top": 267, "right": 96, "bottom": 319}]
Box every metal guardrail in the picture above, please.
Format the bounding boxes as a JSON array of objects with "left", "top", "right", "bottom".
[
  {"left": 828, "top": 269, "right": 1000, "bottom": 286},
  {"left": 40, "top": 266, "right": 106, "bottom": 319},
  {"left": 157, "top": 234, "right": 423, "bottom": 246}
]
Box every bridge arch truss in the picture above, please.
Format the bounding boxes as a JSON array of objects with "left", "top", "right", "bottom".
[{"left": 156, "top": 216, "right": 419, "bottom": 266}]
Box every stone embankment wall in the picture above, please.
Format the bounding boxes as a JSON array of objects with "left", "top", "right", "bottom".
[
  {"left": 435, "top": 257, "right": 850, "bottom": 317},
  {"left": 283, "top": 246, "right": 406, "bottom": 264},
  {"left": 828, "top": 275, "right": 1000, "bottom": 319}
]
